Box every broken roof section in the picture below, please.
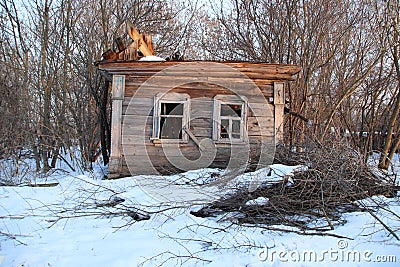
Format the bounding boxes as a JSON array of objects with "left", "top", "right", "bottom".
[{"left": 101, "top": 21, "right": 165, "bottom": 62}]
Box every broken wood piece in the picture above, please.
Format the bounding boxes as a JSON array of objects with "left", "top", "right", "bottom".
[
  {"left": 102, "top": 49, "right": 117, "bottom": 60},
  {"left": 142, "top": 33, "right": 154, "bottom": 55},
  {"left": 28, "top": 182, "right": 59, "bottom": 187},
  {"left": 115, "top": 37, "right": 126, "bottom": 52},
  {"left": 124, "top": 40, "right": 138, "bottom": 61},
  {"left": 183, "top": 127, "right": 204, "bottom": 151},
  {"left": 117, "top": 51, "right": 124, "bottom": 60},
  {"left": 126, "top": 21, "right": 154, "bottom": 57}
]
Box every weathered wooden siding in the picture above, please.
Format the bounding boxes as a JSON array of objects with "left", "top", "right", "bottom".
[{"left": 98, "top": 61, "right": 301, "bottom": 176}]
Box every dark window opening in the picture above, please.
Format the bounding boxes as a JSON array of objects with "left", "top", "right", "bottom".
[
  {"left": 220, "top": 119, "right": 229, "bottom": 139},
  {"left": 213, "top": 96, "right": 247, "bottom": 142},
  {"left": 161, "top": 103, "right": 183, "bottom": 116},
  {"left": 160, "top": 117, "right": 183, "bottom": 139},
  {"left": 219, "top": 104, "right": 243, "bottom": 140},
  {"left": 159, "top": 102, "right": 184, "bottom": 140},
  {"left": 221, "top": 104, "right": 241, "bottom": 117},
  {"left": 232, "top": 120, "right": 241, "bottom": 139}
]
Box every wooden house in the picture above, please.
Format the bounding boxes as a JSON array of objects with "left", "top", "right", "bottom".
[
  {"left": 95, "top": 23, "right": 300, "bottom": 177},
  {"left": 97, "top": 59, "right": 300, "bottom": 177}
]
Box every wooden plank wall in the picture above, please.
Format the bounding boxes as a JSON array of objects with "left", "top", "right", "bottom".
[
  {"left": 98, "top": 62, "right": 301, "bottom": 176},
  {"left": 120, "top": 84, "right": 275, "bottom": 176}
]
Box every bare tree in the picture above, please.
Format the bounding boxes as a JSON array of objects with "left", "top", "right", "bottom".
[
  {"left": 378, "top": 0, "right": 400, "bottom": 170},
  {"left": 199, "top": 0, "right": 398, "bottom": 168},
  {"left": 0, "top": 0, "right": 196, "bottom": 175}
]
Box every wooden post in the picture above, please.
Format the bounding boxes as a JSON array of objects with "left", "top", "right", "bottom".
[
  {"left": 109, "top": 75, "right": 125, "bottom": 176},
  {"left": 274, "top": 82, "right": 285, "bottom": 143}
]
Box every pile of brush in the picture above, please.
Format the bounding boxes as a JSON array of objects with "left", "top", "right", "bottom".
[{"left": 192, "top": 139, "right": 397, "bottom": 230}]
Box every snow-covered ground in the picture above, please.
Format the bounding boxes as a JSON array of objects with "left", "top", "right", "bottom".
[{"left": 1, "top": 158, "right": 399, "bottom": 267}]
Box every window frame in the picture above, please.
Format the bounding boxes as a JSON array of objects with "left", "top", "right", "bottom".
[
  {"left": 152, "top": 92, "right": 190, "bottom": 144},
  {"left": 212, "top": 95, "right": 248, "bottom": 143}
]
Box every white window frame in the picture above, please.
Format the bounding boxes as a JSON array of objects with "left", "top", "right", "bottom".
[
  {"left": 212, "top": 95, "right": 248, "bottom": 143},
  {"left": 152, "top": 92, "right": 190, "bottom": 143}
]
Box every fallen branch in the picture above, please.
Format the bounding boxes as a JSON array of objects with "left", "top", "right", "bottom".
[
  {"left": 0, "top": 231, "right": 28, "bottom": 245},
  {"left": 362, "top": 207, "right": 400, "bottom": 241},
  {"left": 259, "top": 226, "right": 354, "bottom": 240}
]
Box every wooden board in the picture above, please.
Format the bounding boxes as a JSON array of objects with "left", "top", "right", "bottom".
[{"left": 98, "top": 61, "right": 301, "bottom": 80}]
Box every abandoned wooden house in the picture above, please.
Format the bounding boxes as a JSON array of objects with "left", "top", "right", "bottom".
[{"left": 97, "top": 25, "right": 301, "bottom": 177}]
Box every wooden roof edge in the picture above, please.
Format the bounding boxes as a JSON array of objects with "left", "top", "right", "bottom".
[
  {"left": 96, "top": 60, "right": 302, "bottom": 77},
  {"left": 96, "top": 59, "right": 301, "bottom": 67}
]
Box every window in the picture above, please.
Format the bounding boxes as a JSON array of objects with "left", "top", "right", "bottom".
[
  {"left": 213, "top": 95, "right": 248, "bottom": 142},
  {"left": 159, "top": 102, "right": 184, "bottom": 139},
  {"left": 152, "top": 93, "right": 190, "bottom": 142}
]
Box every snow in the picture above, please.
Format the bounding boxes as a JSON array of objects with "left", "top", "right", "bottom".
[
  {"left": 139, "top": 56, "right": 166, "bottom": 62},
  {"left": 245, "top": 197, "right": 269, "bottom": 206},
  {"left": 1, "top": 163, "right": 399, "bottom": 266}
]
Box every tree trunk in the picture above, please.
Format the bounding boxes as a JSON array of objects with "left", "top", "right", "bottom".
[
  {"left": 379, "top": 5, "right": 400, "bottom": 170},
  {"left": 100, "top": 80, "right": 110, "bottom": 165},
  {"left": 40, "top": 1, "right": 51, "bottom": 173},
  {"left": 378, "top": 89, "right": 400, "bottom": 170}
]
